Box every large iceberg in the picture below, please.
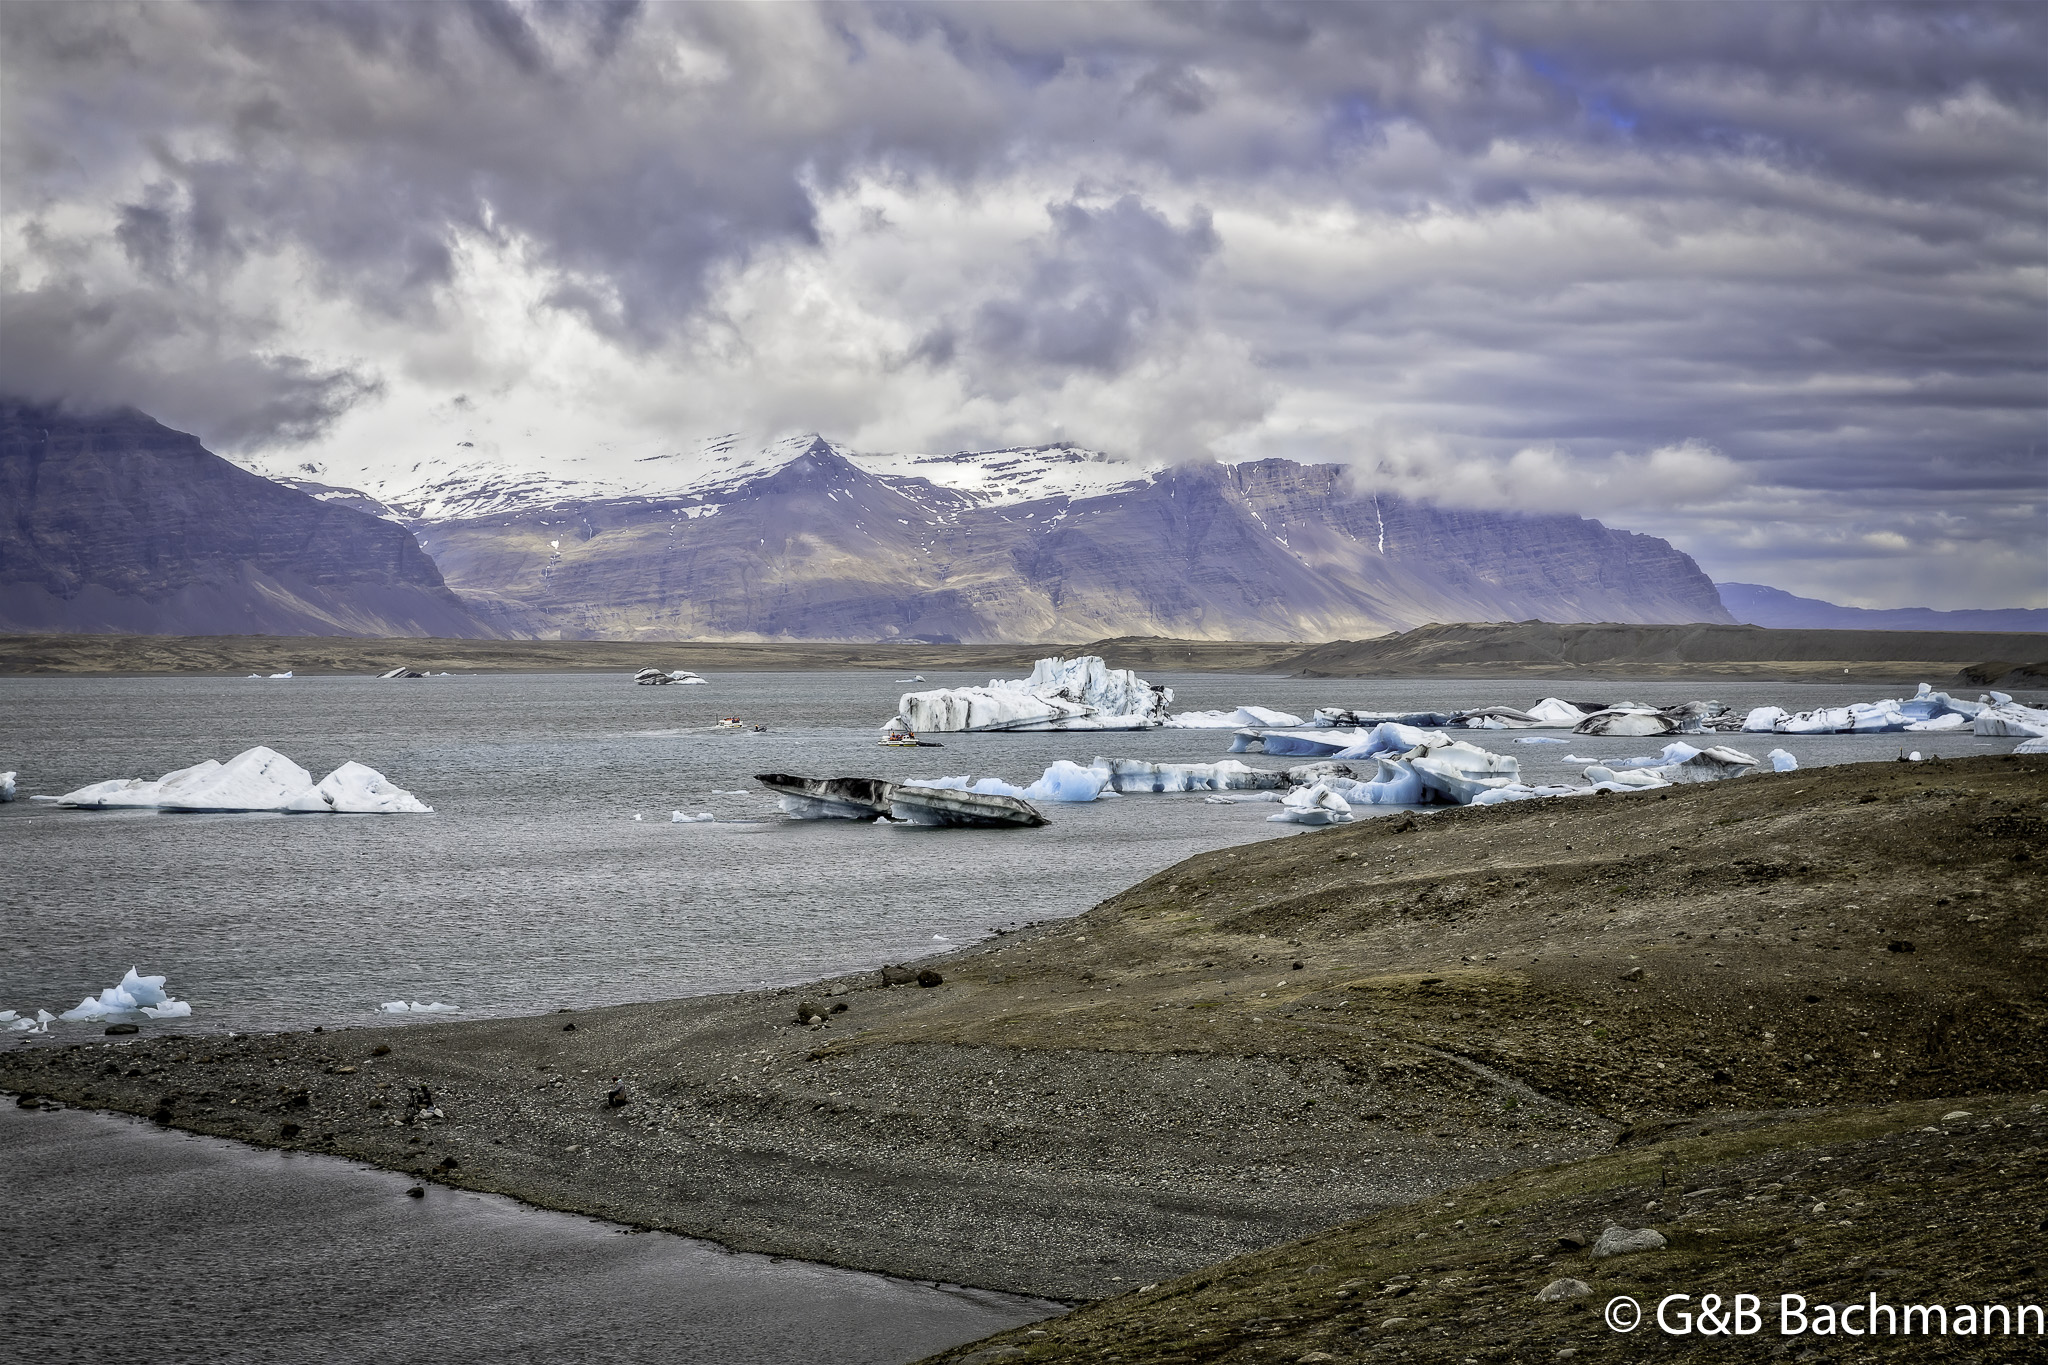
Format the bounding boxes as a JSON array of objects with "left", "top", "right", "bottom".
[
  {"left": 1582, "top": 743, "right": 1760, "bottom": 789},
  {"left": 1746, "top": 684, "right": 2022, "bottom": 736},
  {"left": 57, "top": 968, "right": 192, "bottom": 1022},
  {"left": 54, "top": 748, "right": 430, "bottom": 815},
  {"left": 1573, "top": 707, "right": 1679, "bottom": 737},
  {"left": 890, "top": 656, "right": 1172, "bottom": 732}
]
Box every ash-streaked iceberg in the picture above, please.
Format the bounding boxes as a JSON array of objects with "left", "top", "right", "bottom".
[
  {"left": 57, "top": 968, "right": 192, "bottom": 1022},
  {"left": 890, "top": 656, "right": 1172, "bottom": 732},
  {"left": 1573, "top": 706, "right": 1679, "bottom": 737}
]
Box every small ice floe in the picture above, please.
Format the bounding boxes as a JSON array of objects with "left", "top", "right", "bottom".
[
  {"left": 0, "top": 770, "right": 15, "bottom": 801},
  {"left": 268, "top": 672, "right": 294, "bottom": 680},
  {"left": 889, "top": 656, "right": 1171, "bottom": 732},
  {"left": 1267, "top": 782, "right": 1354, "bottom": 826},
  {"left": 378, "top": 1001, "right": 460, "bottom": 1014},
  {"left": 1769, "top": 748, "right": 1799, "bottom": 772},
  {"left": 57, "top": 969, "right": 192, "bottom": 1022},
  {"left": 896, "top": 675, "right": 926, "bottom": 683},
  {"left": 633, "top": 813, "right": 644, "bottom": 821},
  {"left": 379, "top": 666, "right": 426, "bottom": 680},
  {"left": 1203, "top": 791, "right": 1284, "bottom": 804},
  {"left": 670, "top": 811, "right": 715, "bottom": 822},
  {"left": 1582, "top": 743, "right": 1760, "bottom": 790},
  {"left": 3, "top": 1009, "right": 56, "bottom": 1033},
  {"left": 1515, "top": 737, "right": 1567, "bottom": 745},
  {"left": 2013, "top": 736, "right": 2048, "bottom": 754},
  {"left": 932, "top": 934, "right": 949, "bottom": 942},
  {"left": 1165, "top": 706, "right": 1305, "bottom": 729},
  {"left": 634, "top": 668, "right": 708, "bottom": 686}
]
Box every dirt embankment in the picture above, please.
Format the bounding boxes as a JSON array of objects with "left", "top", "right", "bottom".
[
  {"left": 5, "top": 754, "right": 2041, "bottom": 1319},
  {"left": 6, "top": 622, "right": 2042, "bottom": 684},
  {"left": 1285, "top": 622, "right": 2048, "bottom": 685}
]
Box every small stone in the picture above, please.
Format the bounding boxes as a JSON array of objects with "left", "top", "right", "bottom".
[
  {"left": 1941, "top": 1110, "right": 1973, "bottom": 1122},
  {"left": 1297, "top": 1354, "right": 1338, "bottom": 1363},
  {"left": 879, "top": 965, "right": 919, "bottom": 986},
  {"left": 371, "top": 1044, "right": 391, "bottom": 1056},
  {"left": 1888, "top": 940, "right": 1915, "bottom": 953},
  {"left": 1555, "top": 1233, "right": 1587, "bottom": 1251},
  {"left": 405, "top": 1186, "right": 425, "bottom": 1199},
  {"left": 917, "top": 969, "right": 944, "bottom": 988},
  {"left": 439, "top": 1155, "right": 459, "bottom": 1170},
  {"left": 279, "top": 1122, "right": 302, "bottom": 1138},
  {"left": 795, "top": 1000, "right": 827, "bottom": 1025},
  {"left": 1619, "top": 966, "right": 1643, "bottom": 981},
  {"left": 1591, "top": 1225, "right": 1668, "bottom": 1258},
  {"left": 827, "top": 985, "right": 849, "bottom": 997},
  {"left": 829, "top": 1001, "right": 848, "bottom": 1014},
  {"left": 561, "top": 1022, "right": 577, "bottom": 1031},
  {"left": 1536, "top": 1278, "right": 1593, "bottom": 1301},
  {"left": 105, "top": 1023, "right": 140, "bottom": 1035}
]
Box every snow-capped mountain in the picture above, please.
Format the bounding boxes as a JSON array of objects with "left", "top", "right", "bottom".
[{"left": 321, "top": 433, "right": 1735, "bottom": 642}]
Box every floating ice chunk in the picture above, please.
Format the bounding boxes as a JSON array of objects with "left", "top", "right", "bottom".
[
  {"left": 0, "top": 771, "right": 14, "bottom": 801},
  {"left": 1203, "top": 791, "right": 1284, "bottom": 804},
  {"left": 1470, "top": 782, "right": 1590, "bottom": 806},
  {"left": 157, "top": 747, "right": 315, "bottom": 812},
  {"left": 895, "top": 656, "right": 1171, "bottom": 732},
  {"left": 2013, "top": 736, "right": 2048, "bottom": 754},
  {"left": 896, "top": 675, "right": 926, "bottom": 683},
  {"left": 1332, "top": 723, "right": 1450, "bottom": 761},
  {"left": 378, "top": 1001, "right": 460, "bottom": 1013},
  {"left": 1410, "top": 742, "right": 1522, "bottom": 803},
  {"left": 1655, "top": 745, "right": 1760, "bottom": 783},
  {"left": 1453, "top": 706, "right": 1546, "bottom": 730},
  {"left": 1742, "top": 707, "right": 1790, "bottom": 732},
  {"left": 1973, "top": 701, "right": 2048, "bottom": 737},
  {"left": 57, "top": 759, "right": 222, "bottom": 810},
  {"left": 1583, "top": 764, "right": 1671, "bottom": 790},
  {"left": 669, "top": 671, "right": 707, "bottom": 684},
  {"left": 1574, "top": 708, "right": 1677, "bottom": 737},
  {"left": 1102, "top": 757, "right": 1289, "bottom": 793},
  {"left": 286, "top": 761, "right": 434, "bottom": 814},
  {"left": 1026, "top": 760, "right": 1114, "bottom": 802},
  {"left": 1525, "top": 698, "right": 1596, "bottom": 726},
  {"left": 1904, "top": 712, "right": 1967, "bottom": 732},
  {"left": 58, "top": 968, "right": 189, "bottom": 1022},
  {"left": 1266, "top": 782, "right": 1354, "bottom": 825},
  {"left": 670, "top": 811, "right": 715, "bottom": 822},
  {"left": 4, "top": 1009, "right": 55, "bottom": 1033},
  {"left": 1908, "top": 751, "right": 1924, "bottom": 762},
  {"left": 1769, "top": 748, "right": 1799, "bottom": 772},
  {"left": 269, "top": 672, "right": 293, "bottom": 680},
  {"left": 1358, "top": 756, "right": 1428, "bottom": 805},
  {"left": 1515, "top": 737, "right": 1568, "bottom": 745},
  {"left": 1165, "top": 705, "right": 1305, "bottom": 729}
]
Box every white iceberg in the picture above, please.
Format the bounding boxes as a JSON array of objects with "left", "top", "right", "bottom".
[
  {"left": 1409, "top": 741, "right": 1523, "bottom": 804},
  {"left": 670, "top": 810, "right": 716, "bottom": 822},
  {"left": 268, "top": 672, "right": 293, "bottom": 680},
  {"left": 57, "top": 968, "right": 191, "bottom": 1022},
  {"left": 1525, "top": 698, "right": 1597, "bottom": 726},
  {"left": 1165, "top": 705, "right": 1305, "bottom": 729},
  {"left": 0, "top": 771, "right": 14, "bottom": 802},
  {"left": 285, "top": 761, "right": 434, "bottom": 814},
  {"left": 2013, "top": 736, "right": 2048, "bottom": 754},
  {"left": 1202, "top": 791, "right": 1284, "bottom": 804},
  {"left": 157, "top": 746, "right": 315, "bottom": 812},
  {"left": 1973, "top": 700, "right": 2048, "bottom": 738},
  {"left": 4, "top": 1009, "right": 55, "bottom": 1033},
  {"left": 1742, "top": 707, "right": 1790, "bottom": 732},
  {"left": 378, "top": 1000, "right": 460, "bottom": 1013},
  {"left": 56, "top": 759, "right": 223, "bottom": 809},
  {"left": 1583, "top": 743, "right": 1758, "bottom": 789},
  {"left": 1267, "top": 782, "right": 1354, "bottom": 826},
  {"left": 892, "top": 656, "right": 1171, "bottom": 732},
  {"left": 1331, "top": 723, "right": 1452, "bottom": 760},
  {"left": 1769, "top": 748, "right": 1799, "bottom": 772},
  {"left": 1515, "top": 736, "right": 1568, "bottom": 745}
]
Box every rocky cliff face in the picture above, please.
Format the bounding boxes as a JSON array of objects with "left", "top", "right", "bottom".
[
  {"left": 0, "top": 400, "right": 495, "bottom": 638},
  {"left": 412, "top": 437, "right": 1732, "bottom": 641}
]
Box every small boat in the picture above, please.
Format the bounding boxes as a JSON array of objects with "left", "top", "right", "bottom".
[
  {"left": 753, "top": 773, "right": 899, "bottom": 821},
  {"left": 879, "top": 730, "right": 943, "bottom": 748},
  {"left": 888, "top": 785, "right": 1048, "bottom": 829},
  {"left": 715, "top": 718, "right": 747, "bottom": 730}
]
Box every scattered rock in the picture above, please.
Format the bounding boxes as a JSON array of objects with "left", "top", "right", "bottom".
[
  {"left": 562, "top": 1022, "right": 577, "bottom": 1031},
  {"left": 1888, "top": 940, "right": 1916, "bottom": 953},
  {"left": 104, "top": 1023, "right": 139, "bottom": 1035},
  {"left": 956, "top": 1348, "right": 1026, "bottom": 1364},
  {"left": 1942, "top": 1110, "right": 1973, "bottom": 1122},
  {"left": 917, "top": 969, "right": 945, "bottom": 988},
  {"left": 1536, "top": 1277, "right": 1593, "bottom": 1301},
  {"left": 1296, "top": 1353, "right": 1337, "bottom": 1363},
  {"left": 829, "top": 1001, "right": 848, "bottom": 1014},
  {"left": 879, "top": 965, "right": 919, "bottom": 986},
  {"left": 795, "top": 1000, "right": 827, "bottom": 1025},
  {"left": 405, "top": 1186, "right": 425, "bottom": 1199},
  {"left": 370, "top": 1043, "right": 390, "bottom": 1056},
  {"left": 1555, "top": 1233, "right": 1588, "bottom": 1251},
  {"left": 1619, "top": 966, "right": 1644, "bottom": 981},
  {"left": 279, "top": 1122, "right": 302, "bottom": 1138},
  {"left": 439, "top": 1155, "right": 459, "bottom": 1169},
  {"left": 1591, "top": 1225, "right": 1668, "bottom": 1258}
]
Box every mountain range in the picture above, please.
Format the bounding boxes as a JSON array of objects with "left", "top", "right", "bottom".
[
  {"left": 14, "top": 399, "right": 2024, "bottom": 644},
  {"left": 1716, "top": 582, "right": 2048, "bottom": 635}
]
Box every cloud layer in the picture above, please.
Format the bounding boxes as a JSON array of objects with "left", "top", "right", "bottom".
[{"left": 2, "top": 0, "right": 2041, "bottom": 607}]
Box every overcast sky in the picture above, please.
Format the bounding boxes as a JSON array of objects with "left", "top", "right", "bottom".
[{"left": 3, "top": 1, "right": 2042, "bottom": 607}]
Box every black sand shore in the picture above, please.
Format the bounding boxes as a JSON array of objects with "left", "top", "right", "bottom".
[{"left": 7, "top": 754, "right": 2043, "bottom": 1342}]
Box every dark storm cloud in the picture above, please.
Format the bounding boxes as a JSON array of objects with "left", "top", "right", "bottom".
[{"left": 0, "top": 0, "right": 2039, "bottom": 601}]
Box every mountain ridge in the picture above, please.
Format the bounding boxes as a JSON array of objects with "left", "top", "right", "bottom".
[{"left": 1718, "top": 581, "right": 2047, "bottom": 634}]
